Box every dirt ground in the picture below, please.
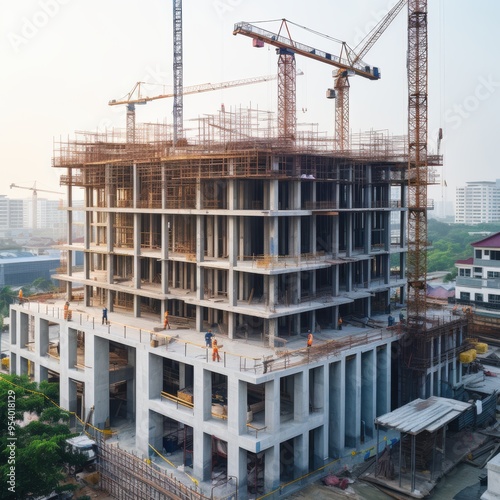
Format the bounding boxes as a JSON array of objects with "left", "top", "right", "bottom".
[
  {"left": 288, "top": 482, "right": 359, "bottom": 499},
  {"left": 64, "top": 474, "right": 114, "bottom": 500}
]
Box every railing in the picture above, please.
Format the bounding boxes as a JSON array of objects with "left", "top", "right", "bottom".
[
  {"left": 160, "top": 391, "right": 193, "bottom": 410},
  {"left": 239, "top": 252, "right": 328, "bottom": 269},
  {"left": 456, "top": 277, "right": 483, "bottom": 288},
  {"left": 17, "top": 301, "right": 401, "bottom": 376}
]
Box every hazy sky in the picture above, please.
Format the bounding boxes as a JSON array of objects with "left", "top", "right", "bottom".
[{"left": 1, "top": 0, "right": 499, "bottom": 210}]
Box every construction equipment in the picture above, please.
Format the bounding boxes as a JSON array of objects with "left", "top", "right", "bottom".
[
  {"left": 65, "top": 435, "right": 97, "bottom": 473},
  {"left": 233, "top": 19, "right": 381, "bottom": 144},
  {"left": 332, "top": 0, "right": 407, "bottom": 150},
  {"left": 10, "top": 183, "right": 63, "bottom": 230},
  {"left": 234, "top": 2, "right": 406, "bottom": 149},
  {"left": 109, "top": 74, "right": 286, "bottom": 143},
  {"left": 406, "top": 0, "right": 429, "bottom": 331},
  {"left": 173, "top": 0, "right": 183, "bottom": 146}
]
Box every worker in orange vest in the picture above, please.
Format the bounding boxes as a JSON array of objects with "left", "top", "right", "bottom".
[
  {"left": 18, "top": 289, "right": 23, "bottom": 306},
  {"left": 64, "top": 301, "right": 69, "bottom": 320},
  {"left": 338, "top": 317, "right": 343, "bottom": 330},
  {"left": 212, "top": 337, "right": 221, "bottom": 362},
  {"left": 307, "top": 330, "right": 313, "bottom": 348},
  {"left": 163, "top": 310, "right": 170, "bottom": 329}
]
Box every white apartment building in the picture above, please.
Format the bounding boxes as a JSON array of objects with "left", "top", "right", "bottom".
[
  {"left": 455, "top": 180, "right": 500, "bottom": 224},
  {"left": 455, "top": 232, "right": 500, "bottom": 310},
  {"left": 0, "top": 195, "right": 24, "bottom": 234}
]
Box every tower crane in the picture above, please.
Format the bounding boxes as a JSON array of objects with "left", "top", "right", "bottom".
[
  {"left": 173, "top": 0, "right": 183, "bottom": 146},
  {"left": 233, "top": 1, "right": 406, "bottom": 148},
  {"left": 233, "top": 19, "right": 381, "bottom": 145},
  {"left": 109, "top": 73, "right": 296, "bottom": 143},
  {"left": 406, "top": 1, "right": 429, "bottom": 337},
  {"left": 333, "top": 0, "right": 407, "bottom": 150},
  {"left": 10, "top": 183, "right": 63, "bottom": 230}
]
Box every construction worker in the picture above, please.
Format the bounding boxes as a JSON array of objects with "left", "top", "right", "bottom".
[
  {"left": 212, "top": 337, "right": 221, "bottom": 362},
  {"left": 102, "top": 307, "right": 108, "bottom": 325},
  {"left": 18, "top": 289, "right": 23, "bottom": 306},
  {"left": 307, "top": 330, "right": 313, "bottom": 348},
  {"left": 64, "top": 301, "right": 69, "bottom": 320},
  {"left": 164, "top": 310, "right": 170, "bottom": 329},
  {"left": 205, "top": 329, "right": 214, "bottom": 348},
  {"left": 338, "top": 317, "right": 343, "bottom": 331}
]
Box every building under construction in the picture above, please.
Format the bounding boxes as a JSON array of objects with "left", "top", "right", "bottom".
[
  {"left": 6, "top": 111, "right": 470, "bottom": 498},
  {"left": 7, "top": 2, "right": 479, "bottom": 498}
]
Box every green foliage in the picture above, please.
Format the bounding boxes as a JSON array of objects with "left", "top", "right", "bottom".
[
  {"left": 427, "top": 220, "right": 500, "bottom": 274},
  {"left": 0, "top": 286, "right": 16, "bottom": 317},
  {"left": 30, "top": 277, "right": 57, "bottom": 294},
  {"left": 0, "top": 375, "right": 82, "bottom": 499}
]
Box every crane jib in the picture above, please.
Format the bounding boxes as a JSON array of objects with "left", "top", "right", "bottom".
[{"left": 233, "top": 22, "right": 380, "bottom": 81}]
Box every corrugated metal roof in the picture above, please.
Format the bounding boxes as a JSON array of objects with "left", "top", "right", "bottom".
[{"left": 375, "top": 397, "right": 471, "bottom": 435}]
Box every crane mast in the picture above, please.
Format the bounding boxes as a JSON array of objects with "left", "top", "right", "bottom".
[
  {"left": 334, "top": 0, "right": 407, "bottom": 150},
  {"left": 173, "top": 0, "right": 183, "bottom": 145},
  {"left": 276, "top": 21, "right": 297, "bottom": 143},
  {"left": 406, "top": 0, "right": 428, "bottom": 330},
  {"left": 233, "top": 20, "right": 380, "bottom": 144}
]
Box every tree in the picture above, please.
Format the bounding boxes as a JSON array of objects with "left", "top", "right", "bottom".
[
  {"left": 427, "top": 220, "right": 500, "bottom": 275},
  {"left": 0, "top": 375, "right": 84, "bottom": 499},
  {"left": 0, "top": 287, "right": 16, "bottom": 317},
  {"left": 30, "top": 277, "right": 57, "bottom": 294}
]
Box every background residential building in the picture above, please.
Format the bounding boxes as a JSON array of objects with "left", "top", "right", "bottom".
[
  {"left": 455, "top": 180, "right": 500, "bottom": 224},
  {"left": 455, "top": 232, "right": 500, "bottom": 310}
]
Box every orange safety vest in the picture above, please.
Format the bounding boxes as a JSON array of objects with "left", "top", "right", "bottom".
[{"left": 307, "top": 333, "right": 313, "bottom": 347}]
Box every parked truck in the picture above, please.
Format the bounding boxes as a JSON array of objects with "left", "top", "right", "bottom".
[{"left": 65, "top": 435, "right": 97, "bottom": 474}]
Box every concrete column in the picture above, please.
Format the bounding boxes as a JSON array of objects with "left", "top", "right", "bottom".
[
  {"left": 265, "top": 379, "right": 280, "bottom": 433},
  {"left": 207, "top": 216, "right": 214, "bottom": 258},
  {"left": 227, "top": 312, "right": 236, "bottom": 339},
  {"left": 361, "top": 350, "right": 376, "bottom": 440},
  {"left": 311, "top": 366, "right": 325, "bottom": 412},
  {"left": 294, "top": 433, "right": 308, "bottom": 478},
  {"left": 194, "top": 367, "right": 212, "bottom": 422},
  {"left": 193, "top": 430, "right": 212, "bottom": 481},
  {"left": 346, "top": 214, "right": 353, "bottom": 257},
  {"left": 376, "top": 345, "right": 391, "bottom": 417},
  {"left": 329, "top": 359, "right": 345, "bottom": 456},
  {"left": 268, "top": 276, "right": 278, "bottom": 312},
  {"left": 37, "top": 318, "right": 49, "bottom": 359},
  {"left": 58, "top": 321, "right": 70, "bottom": 410},
  {"left": 134, "top": 213, "right": 141, "bottom": 317},
  {"left": 365, "top": 167, "right": 372, "bottom": 253},
  {"left": 136, "top": 350, "right": 162, "bottom": 456},
  {"left": 294, "top": 370, "right": 308, "bottom": 422},
  {"left": 227, "top": 378, "right": 247, "bottom": 436},
  {"left": 85, "top": 335, "right": 109, "bottom": 430},
  {"left": 228, "top": 214, "right": 238, "bottom": 314},
  {"left": 67, "top": 327, "right": 78, "bottom": 370},
  {"left": 161, "top": 214, "right": 169, "bottom": 296},
  {"left": 264, "top": 445, "right": 280, "bottom": 491},
  {"left": 345, "top": 353, "right": 361, "bottom": 448},
  {"left": 126, "top": 347, "right": 136, "bottom": 420},
  {"left": 148, "top": 410, "right": 164, "bottom": 459},
  {"left": 196, "top": 215, "right": 205, "bottom": 304}
]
